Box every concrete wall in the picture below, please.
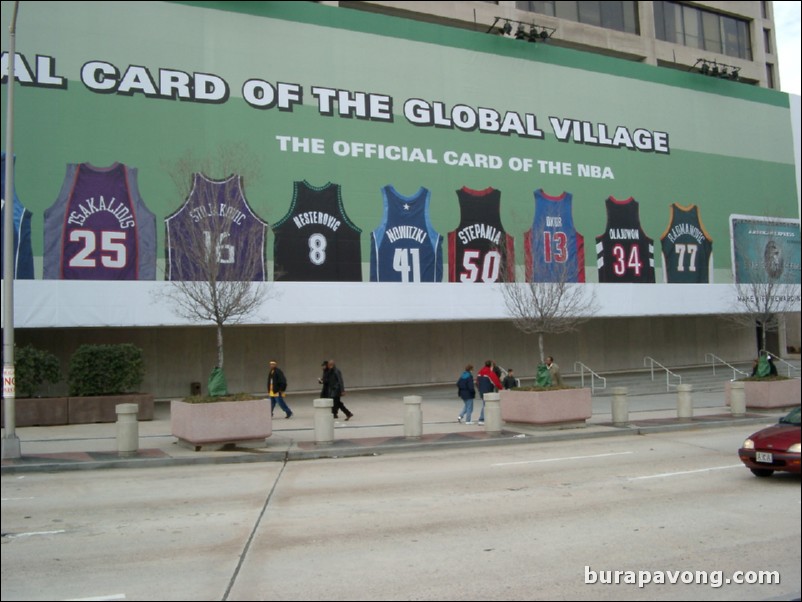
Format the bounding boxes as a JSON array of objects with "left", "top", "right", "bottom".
[{"left": 17, "top": 315, "right": 756, "bottom": 399}]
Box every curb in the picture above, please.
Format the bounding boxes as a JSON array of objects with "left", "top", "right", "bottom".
[{"left": 0, "top": 414, "right": 773, "bottom": 475}]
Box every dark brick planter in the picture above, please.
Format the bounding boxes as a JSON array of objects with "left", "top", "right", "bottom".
[
  {"left": 1, "top": 397, "right": 70, "bottom": 427},
  {"left": 68, "top": 394, "right": 154, "bottom": 424},
  {"left": 1, "top": 394, "right": 155, "bottom": 426}
]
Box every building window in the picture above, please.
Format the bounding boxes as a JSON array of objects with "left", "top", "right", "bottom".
[
  {"left": 654, "top": 2, "right": 752, "bottom": 60},
  {"left": 516, "top": 1, "right": 639, "bottom": 34},
  {"left": 763, "top": 28, "right": 772, "bottom": 55},
  {"left": 760, "top": 1, "right": 769, "bottom": 19},
  {"left": 766, "top": 63, "right": 775, "bottom": 89}
]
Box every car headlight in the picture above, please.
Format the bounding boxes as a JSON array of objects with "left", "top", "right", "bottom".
[
  {"left": 788, "top": 443, "right": 801, "bottom": 453},
  {"left": 743, "top": 438, "right": 755, "bottom": 450}
]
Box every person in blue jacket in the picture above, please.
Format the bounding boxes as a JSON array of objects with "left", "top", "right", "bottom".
[{"left": 457, "top": 364, "right": 476, "bottom": 425}]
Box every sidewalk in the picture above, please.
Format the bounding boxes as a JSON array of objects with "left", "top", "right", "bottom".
[{"left": 1, "top": 385, "right": 787, "bottom": 474}]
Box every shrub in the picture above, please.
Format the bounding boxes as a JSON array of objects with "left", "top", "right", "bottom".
[
  {"left": 182, "top": 392, "right": 262, "bottom": 404},
  {"left": 514, "top": 385, "right": 575, "bottom": 392},
  {"left": 742, "top": 375, "right": 789, "bottom": 382},
  {"left": 15, "top": 345, "right": 61, "bottom": 398},
  {"left": 68, "top": 344, "right": 144, "bottom": 396}
]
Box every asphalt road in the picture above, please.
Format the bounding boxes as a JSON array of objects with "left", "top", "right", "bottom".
[{"left": 1, "top": 425, "right": 800, "bottom": 601}]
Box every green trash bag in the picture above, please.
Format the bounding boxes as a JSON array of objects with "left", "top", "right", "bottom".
[
  {"left": 756, "top": 354, "right": 771, "bottom": 378},
  {"left": 208, "top": 366, "right": 228, "bottom": 396},
  {"left": 535, "top": 363, "right": 552, "bottom": 387}
]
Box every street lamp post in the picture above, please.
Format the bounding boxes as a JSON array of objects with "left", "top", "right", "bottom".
[{"left": 2, "top": 1, "right": 22, "bottom": 460}]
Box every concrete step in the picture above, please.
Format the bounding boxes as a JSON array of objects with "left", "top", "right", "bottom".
[{"left": 522, "top": 360, "right": 801, "bottom": 397}]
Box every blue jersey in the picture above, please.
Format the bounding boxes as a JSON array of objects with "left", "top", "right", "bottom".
[
  {"left": 370, "top": 185, "right": 443, "bottom": 282},
  {"left": 525, "top": 189, "right": 585, "bottom": 282},
  {"left": 0, "top": 152, "right": 34, "bottom": 279}
]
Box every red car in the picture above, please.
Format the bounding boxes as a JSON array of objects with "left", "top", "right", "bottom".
[{"left": 738, "top": 406, "right": 801, "bottom": 477}]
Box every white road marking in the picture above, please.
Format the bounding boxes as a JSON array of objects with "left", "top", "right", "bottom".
[
  {"left": 492, "top": 451, "right": 633, "bottom": 467},
  {"left": 5, "top": 529, "right": 66, "bottom": 538},
  {"left": 1, "top": 497, "right": 35, "bottom": 501},
  {"left": 64, "top": 595, "right": 126, "bottom": 601},
  {"left": 628, "top": 464, "right": 743, "bottom": 480}
]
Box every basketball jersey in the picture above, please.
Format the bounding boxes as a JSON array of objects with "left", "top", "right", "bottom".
[
  {"left": 660, "top": 203, "right": 714, "bottom": 283},
  {"left": 448, "top": 187, "right": 515, "bottom": 283},
  {"left": 43, "top": 162, "right": 156, "bottom": 280},
  {"left": 0, "top": 152, "right": 34, "bottom": 279},
  {"left": 370, "top": 185, "right": 443, "bottom": 282},
  {"left": 165, "top": 173, "right": 268, "bottom": 281},
  {"left": 595, "top": 196, "right": 655, "bottom": 283},
  {"left": 524, "top": 189, "right": 585, "bottom": 283},
  {"left": 273, "top": 181, "right": 362, "bottom": 281}
]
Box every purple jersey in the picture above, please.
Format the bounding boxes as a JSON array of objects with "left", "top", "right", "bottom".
[
  {"left": 165, "top": 173, "right": 268, "bottom": 281},
  {"left": 43, "top": 163, "right": 156, "bottom": 280}
]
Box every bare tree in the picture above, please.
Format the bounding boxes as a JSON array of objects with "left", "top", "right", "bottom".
[
  {"left": 160, "top": 144, "right": 271, "bottom": 394},
  {"left": 501, "top": 254, "right": 598, "bottom": 364},
  {"left": 726, "top": 216, "right": 801, "bottom": 354}
]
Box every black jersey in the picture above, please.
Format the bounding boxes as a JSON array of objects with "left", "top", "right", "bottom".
[
  {"left": 660, "top": 203, "right": 713, "bottom": 283},
  {"left": 447, "top": 186, "right": 514, "bottom": 283},
  {"left": 273, "top": 181, "right": 362, "bottom": 281},
  {"left": 595, "top": 196, "right": 655, "bottom": 283}
]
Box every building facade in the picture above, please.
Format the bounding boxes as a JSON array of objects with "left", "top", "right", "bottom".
[
  {"left": 332, "top": 1, "right": 780, "bottom": 89},
  {"left": 1, "top": 1, "right": 799, "bottom": 399}
]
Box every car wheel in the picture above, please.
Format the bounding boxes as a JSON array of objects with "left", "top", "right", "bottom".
[{"left": 750, "top": 468, "right": 774, "bottom": 478}]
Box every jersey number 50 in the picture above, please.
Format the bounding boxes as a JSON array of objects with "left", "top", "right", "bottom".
[{"left": 461, "top": 250, "right": 501, "bottom": 282}]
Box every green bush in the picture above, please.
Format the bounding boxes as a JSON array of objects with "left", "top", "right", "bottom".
[
  {"left": 15, "top": 345, "right": 61, "bottom": 398},
  {"left": 68, "top": 344, "right": 144, "bottom": 396},
  {"left": 182, "top": 392, "right": 261, "bottom": 404}
]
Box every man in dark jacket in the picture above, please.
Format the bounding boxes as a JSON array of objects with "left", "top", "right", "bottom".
[
  {"left": 268, "top": 360, "right": 293, "bottom": 418},
  {"left": 326, "top": 359, "right": 353, "bottom": 421}
]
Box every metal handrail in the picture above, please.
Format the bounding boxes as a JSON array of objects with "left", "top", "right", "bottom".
[
  {"left": 705, "top": 353, "right": 749, "bottom": 380},
  {"left": 643, "top": 356, "right": 682, "bottom": 391},
  {"left": 573, "top": 361, "right": 607, "bottom": 393},
  {"left": 758, "top": 350, "right": 801, "bottom": 378}
]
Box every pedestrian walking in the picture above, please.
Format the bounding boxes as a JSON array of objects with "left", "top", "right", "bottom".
[
  {"left": 268, "top": 360, "right": 293, "bottom": 418},
  {"left": 476, "top": 360, "right": 503, "bottom": 425},
  {"left": 456, "top": 364, "right": 476, "bottom": 424},
  {"left": 325, "top": 359, "right": 353, "bottom": 421}
]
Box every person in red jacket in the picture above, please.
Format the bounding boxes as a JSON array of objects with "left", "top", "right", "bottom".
[{"left": 476, "top": 360, "right": 503, "bottom": 425}]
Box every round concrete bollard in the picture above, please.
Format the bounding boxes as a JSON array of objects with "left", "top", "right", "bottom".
[
  {"left": 484, "top": 392, "right": 501, "bottom": 435},
  {"left": 611, "top": 386, "right": 629, "bottom": 426},
  {"left": 116, "top": 403, "right": 139, "bottom": 457},
  {"left": 677, "top": 384, "right": 694, "bottom": 421},
  {"left": 313, "top": 398, "right": 334, "bottom": 444},
  {"left": 403, "top": 395, "right": 423, "bottom": 439},
  {"left": 730, "top": 381, "right": 746, "bottom": 417}
]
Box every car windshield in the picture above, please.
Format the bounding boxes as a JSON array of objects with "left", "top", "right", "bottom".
[{"left": 778, "top": 406, "right": 801, "bottom": 426}]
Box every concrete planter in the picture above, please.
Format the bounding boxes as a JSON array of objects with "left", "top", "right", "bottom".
[
  {"left": 171, "top": 398, "right": 272, "bottom": 451},
  {"left": 68, "top": 394, "right": 154, "bottom": 424},
  {"left": 500, "top": 388, "right": 592, "bottom": 427},
  {"left": 1, "top": 397, "right": 70, "bottom": 427},
  {"left": 725, "top": 379, "right": 801, "bottom": 409}
]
